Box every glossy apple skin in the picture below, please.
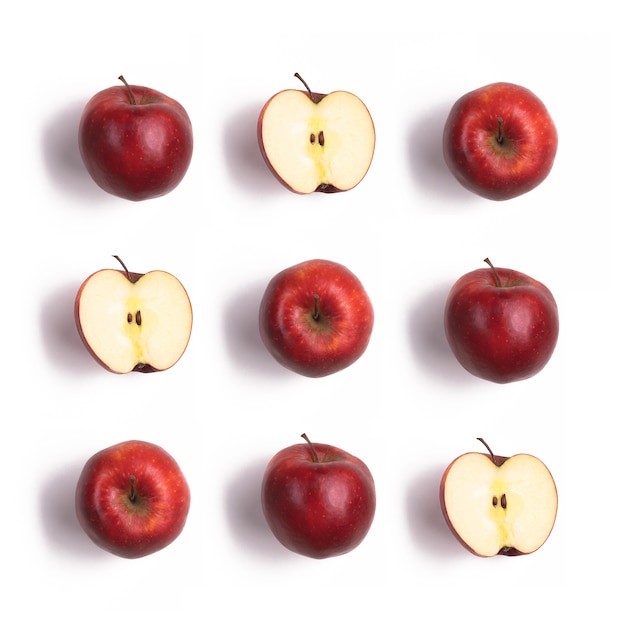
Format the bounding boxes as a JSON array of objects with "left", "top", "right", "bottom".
[
  {"left": 75, "top": 440, "right": 190, "bottom": 559},
  {"left": 261, "top": 440, "right": 376, "bottom": 559},
  {"left": 443, "top": 82, "right": 557, "bottom": 200},
  {"left": 259, "top": 259, "right": 374, "bottom": 377},
  {"left": 79, "top": 82, "right": 193, "bottom": 201},
  {"left": 444, "top": 265, "right": 559, "bottom": 383}
]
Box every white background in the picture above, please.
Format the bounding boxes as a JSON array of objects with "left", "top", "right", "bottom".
[{"left": 2, "top": 2, "right": 622, "bottom": 624}]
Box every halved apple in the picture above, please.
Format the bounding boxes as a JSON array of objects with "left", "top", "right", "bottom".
[
  {"left": 75, "top": 256, "right": 193, "bottom": 374},
  {"left": 440, "top": 439, "right": 558, "bottom": 557},
  {"left": 258, "top": 73, "right": 376, "bottom": 194}
]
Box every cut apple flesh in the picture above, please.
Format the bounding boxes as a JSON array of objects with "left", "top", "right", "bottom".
[
  {"left": 259, "top": 90, "right": 375, "bottom": 193},
  {"left": 75, "top": 269, "right": 193, "bottom": 374},
  {"left": 441, "top": 453, "right": 558, "bottom": 557}
]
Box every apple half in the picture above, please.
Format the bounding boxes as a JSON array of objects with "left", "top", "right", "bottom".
[
  {"left": 258, "top": 73, "right": 376, "bottom": 194},
  {"left": 440, "top": 439, "right": 558, "bottom": 557},
  {"left": 75, "top": 256, "right": 193, "bottom": 373}
]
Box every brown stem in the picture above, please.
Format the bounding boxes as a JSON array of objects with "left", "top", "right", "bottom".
[
  {"left": 483, "top": 258, "right": 502, "bottom": 288},
  {"left": 118, "top": 75, "right": 137, "bottom": 105},
  {"left": 496, "top": 117, "right": 504, "bottom": 144},
  {"left": 301, "top": 433, "right": 319, "bottom": 463},
  {"left": 294, "top": 72, "right": 312, "bottom": 99},
  {"left": 113, "top": 255, "right": 132, "bottom": 281},
  {"left": 128, "top": 475, "right": 137, "bottom": 502},
  {"left": 312, "top": 294, "right": 320, "bottom": 321},
  {"left": 477, "top": 437, "right": 496, "bottom": 464}
]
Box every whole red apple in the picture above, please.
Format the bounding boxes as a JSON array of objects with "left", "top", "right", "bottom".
[
  {"left": 444, "top": 258, "right": 559, "bottom": 383},
  {"left": 78, "top": 76, "right": 193, "bottom": 201},
  {"left": 261, "top": 434, "right": 376, "bottom": 559},
  {"left": 259, "top": 259, "right": 374, "bottom": 377},
  {"left": 75, "top": 440, "right": 191, "bottom": 558},
  {"left": 442, "top": 82, "right": 557, "bottom": 200},
  {"left": 440, "top": 438, "right": 558, "bottom": 557}
]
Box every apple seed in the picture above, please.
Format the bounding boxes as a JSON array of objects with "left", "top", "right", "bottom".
[
  {"left": 491, "top": 494, "right": 507, "bottom": 509},
  {"left": 126, "top": 311, "right": 142, "bottom": 326}
]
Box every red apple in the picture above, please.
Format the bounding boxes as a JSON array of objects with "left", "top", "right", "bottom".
[
  {"left": 258, "top": 258, "right": 374, "bottom": 377},
  {"left": 75, "top": 256, "right": 193, "bottom": 374},
  {"left": 442, "top": 82, "right": 558, "bottom": 200},
  {"left": 444, "top": 258, "right": 558, "bottom": 383},
  {"left": 440, "top": 438, "right": 558, "bottom": 557},
  {"left": 78, "top": 75, "right": 193, "bottom": 201},
  {"left": 261, "top": 434, "right": 376, "bottom": 559},
  {"left": 75, "top": 440, "right": 191, "bottom": 559},
  {"left": 258, "top": 73, "right": 376, "bottom": 194}
]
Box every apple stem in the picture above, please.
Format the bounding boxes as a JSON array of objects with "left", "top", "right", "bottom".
[
  {"left": 496, "top": 117, "right": 504, "bottom": 144},
  {"left": 294, "top": 72, "right": 312, "bottom": 99},
  {"left": 128, "top": 475, "right": 137, "bottom": 502},
  {"left": 113, "top": 255, "right": 132, "bottom": 281},
  {"left": 301, "top": 433, "right": 320, "bottom": 463},
  {"left": 483, "top": 258, "right": 502, "bottom": 288},
  {"left": 312, "top": 294, "right": 320, "bottom": 321},
  {"left": 118, "top": 75, "right": 137, "bottom": 106},
  {"left": 477, "top": 437, "right": 496, "bottom": 463}
]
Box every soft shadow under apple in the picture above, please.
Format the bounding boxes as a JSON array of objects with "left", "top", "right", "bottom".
[
  {"left": 223, "top": 457, "right": 292, "bottom": 561},
  {"left": 41, "top": 100, "right": 110, "bottom": 204},
  {"left": 407, "top": 104, "right": 479, "bottom": 208},
  {"left": 221, "top": 101, "right": 284, "bottom": 197},
  {"left": 222, "top": 280, "right": 290, "bottom": 380},
  {"left": 408, "top": 281, "right": 473, "bottom": 386},
  {"left": 39, "top": 460, "right": 107, "bottom": 560},
  {"left": 406, "top": 465, "right": 463, "bottom": 559},
  {"left": 40, "top": 281, "right": 101, "bottom": 377}
]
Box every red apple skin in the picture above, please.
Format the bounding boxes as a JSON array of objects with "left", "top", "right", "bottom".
[
  {"left": 439, "top": 452, "right": 525, "bottom": 557},
  {"left": 74, "top": 268, "right": 157, "bottom": 373},
  {"left": 257, "top": 89, "right": 344, "bottom": 194},
  {"left": 443, "top": 82, "right": 557, "bottom": 200},
  {"left": 75, "top": 440, "right": 191, "bottom": 559},
  {"left": 261, "top": 439, "right": 376, "bottom": 559},
  {"left": 78, "top": 79, "right": 193, "bottom": 201},
  {"left": 259, "top": 259, "right": 374, "bottom": 377},
  {"left": 444, "top": 263, "right": 559, "bottom": 383}
]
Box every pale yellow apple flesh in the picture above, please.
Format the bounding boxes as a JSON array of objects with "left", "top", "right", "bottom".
[
  {"left": 258, "top": 90, "right": 375, "bottom": 194},
  {"left": 441, "top": 452, "right": 558, "bottom": 557},
  {"left": 75, "top": 269, "right": 193, "bottom": 374}
]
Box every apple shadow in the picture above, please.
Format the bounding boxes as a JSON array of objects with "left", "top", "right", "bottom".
[
  {"left": 39, "top": 460, "right": 107, "bottom": 560},
  {"left": 408, "top": 281, "right": 472, "bottom": 386},
  {"left": 40, "top": 281, "right": 100, "bottom": 377},
  {"left": 223, "top": 457, "right": 291, "bottom": 561},
  {"left": 41, "top": 99, "right": 110, "bottom": 204},
  {"left": 221, "top": 101, "right": 285, "bottom": 197},
  {"left": 407, "top": 103, "right": 479, "bottom": 208},
  {"left": 222, "top": 280, "right": 291, "bottom": 380},
  {"left": 406, "top": 465, "right": 464, "bottom": 559}
]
